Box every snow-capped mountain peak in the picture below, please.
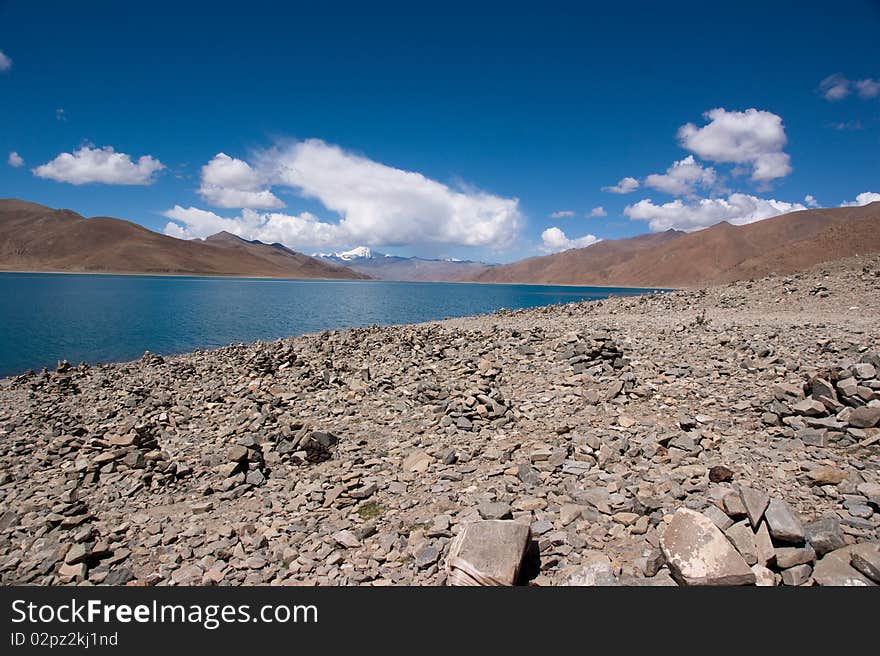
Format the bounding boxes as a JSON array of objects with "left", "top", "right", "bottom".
[
  {"left": 338, "top": 246, "right": 373, "bottom": 260},
  {"left": 312, "top": 246, "right": 376, "bottom": 260}
]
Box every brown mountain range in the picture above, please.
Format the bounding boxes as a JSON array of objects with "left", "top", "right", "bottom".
[
  {"left": 0, "top": 199, "right": 368, "bottom": 279},
  {"left": 472, "top": 202, "right": 880, "bottom": 287}
]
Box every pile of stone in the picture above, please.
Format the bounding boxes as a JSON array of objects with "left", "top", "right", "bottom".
[
  {"left": 763, "top": 354, "right": 880, "bottom": 448},
  {"left": 557, "top": 329, "right": 627, "bottom": 375},
  {"left": 216, "top": 435, "right": 269, "bottom": 489},
  {"left": 438, "top": 370, "right": 513, "bottom": 433},
  {"left": 66, "top": 420, "right": 188, "bottom": 490},
  {"left": 657, "top": 487, "right": 879, "bottom": 586},
  {"left": 271, "top": 423, "right": 339, "bottom": 465},
  {"left": 13, "top": 360, "right": 88, "bottom": 396}
]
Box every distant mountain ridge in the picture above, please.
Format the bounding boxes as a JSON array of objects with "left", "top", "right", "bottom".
[
  {"left": 0, "top": 199, "right": 368, "bottom": 280},
  {"left": 314, "top": 246, "right": 494, "bottom": 281},
  {"left": 471, "top": 202, "right": 880, "bottom": 287}
]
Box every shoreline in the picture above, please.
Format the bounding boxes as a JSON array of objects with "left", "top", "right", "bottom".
[
  {"left": 0, "top": 267, "right": 676, "bottom": 290},
  {"left": 1, "top": 255, "right": 878, "bottom": 586}
]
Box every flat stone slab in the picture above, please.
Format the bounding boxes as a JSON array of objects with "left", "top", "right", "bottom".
[
  {"left": 738, "top": 486, "right": 769, "bottom": 528},
  {"left": 813, "top": 545, "right": 878, "bottom": 586},
  {"left": 445, "top": 520, "right": 531, "bottom": 586},
  {"left": 660, "top": 508, "right": 755, "bottom": 586},
  {"left": 764, "top": 499, "right": 804, "bottom": 544},
  {"left": 850, "top": 543, "right": 880, "bottom": 583},
  {"left": 849, "top": 406, "right": 880, "bottom": 428},
  {"left": 804, "top": 516, "right": 846, "bottom": 556}
]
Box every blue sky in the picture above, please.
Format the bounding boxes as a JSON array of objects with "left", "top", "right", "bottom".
[{"left": 0, "top": 0, "right": 878, "bottom": 262}]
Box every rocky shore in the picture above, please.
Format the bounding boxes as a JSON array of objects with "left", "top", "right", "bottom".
[{"left": 1, "top": 255, "right": 879, "bottom": 586}]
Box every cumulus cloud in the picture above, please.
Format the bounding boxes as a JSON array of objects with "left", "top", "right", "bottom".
[
  {"left": 855, "top": 78, "right": 880, "bottom": 99},
  {"left": 588, "top": 206, "right": 607, "bottom": 217},
  {"left": 820, "top": 74, "right": 852, "bottom": 101},
  {"left": 198, "top": 153, "right": 284, "bottom": 209},
  {"left": 32, "top": 146, "right": 164, "bottom": 185},
  {"left": 0, "top": 50, "right": 11, "bottom": 72},
  {"left": 539, "top": 227, "right": 600, "bottom": 253},
  {"left": 165, "top": 139, "right": 523, "bottom": 250},
  {"left": 804, "top": 194, "right": 819, "bottom": 208},
  {"left": 643, "top": 155, "right": 717, "bottom": 196},
  {"left": 602, "top": 177, "right": 639, "bottom": 194},
  {"left": 677, "top": 108, "right": 791, "bottom": 182},
  {"left": 840, "top": 191, "right": 880, "bottom": 207},
  {"left": 7, "top": 151, "right": 23, "bottom": 168},
  {"left": 163, "top": 205, "right": 359, "bottom": 247},
  {"left": 550, "top": 210, "right": 575, "bottom": 218},
  {"left": 624, "top": 193, "right": 807, "bottom": 232}
]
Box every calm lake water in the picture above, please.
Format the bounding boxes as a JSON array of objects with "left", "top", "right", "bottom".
[{"left": 0, "top": 273, "right": 664, "bottom": 376}]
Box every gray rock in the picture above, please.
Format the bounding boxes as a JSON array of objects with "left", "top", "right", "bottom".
[
  {"left": 781, "top": 563, "right": 812, "bottom": 586},
  {"left": 751, "top": 564, "right": 776, "bottom": 586},
  {"left": 637, "top": 549, "right": 665, "bottom": 578},
  {"left": 566, "top": 561, "right": 620, "bottom": 586},
  {"left": 775, "top": 544, "right": 816, "bottom": 569},
  {"left": 725, "top": 521, "right": 758, "bottom": 565},
  {"left": 702, "top": 504, "right": 734, "bottom": 530},
  {"left": 64, "top": 543, "right": 89, "bottom": 565},
  {"left": 445, "top": 520, "right": 531, "bottom": 586},
  {"left": 517, "top": 464, "right": 541, "bottom": 487},
  {"left": 798, "top": 428, "right": 828, "bottom": 447},
  {"left": 477, "top": 501, "right": 512, "bottom": 520},
  {"left": 791, "top": 399, "right": 826, "bottom": 416},
  {"left": 660, "top": 509, "right": 755, "bottom": 586},
  {"left": 849, "top": 406, "right": 880, "bottom": 428},
  {"left": 764, "top": 499, "right": 804, "bottom": 544},
  {"left": 333, "top": 530, "right": 361, "bottom": 549},
  {"left": 738, "top": 486, "right": 769, "bottom": 528},
  {"left": 104, "top": 568, "right": 134, "bottom": 585},
  {"left": 414, "top": 544, "right": 439, "bottom": 569},
  {"left": 754, "top": 520, "right": 776, "bottom": 567},
  {"left": 813, "top": 545, "right": 877, "bottom": 586},
  {"left": 852, "top": 363, "right": 877, "bottom": 379},
  {"left": 850, "top": 544, "right": 880, "bottom": 583},
  {"left": 811, "top": 378, "right": 837, "bottom": 402},
  {"left": 804, "top": 516, "right": 847, "bottom": 556},
  {"left": 227, "top": 445, "right": 248, "bottom": 462}
]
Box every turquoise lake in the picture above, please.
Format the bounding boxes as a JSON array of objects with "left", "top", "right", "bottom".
[{"left": 0, "top": 272, "right": 664, "bottom": 376}]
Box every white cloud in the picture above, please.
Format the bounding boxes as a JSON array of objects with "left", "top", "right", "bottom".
[
  {"left": 550, "top": 210, "right": 575, "bottom": 218},
  {"left": 588, "top": 206, "right": 607, "bottom": 217},
  {"left": 830, "top": 120, "right": 863, "bottom": 131},
  {"left": 165, "top": 139, "right": 523, "bottom": 250},
  {"left": 55, "top": 108, "right": 67, "bottom": 122},
  {"left": 677, "top": 108, "right": 791, "bottom": 182},
  {"left": 602, "top": 176, "right": 639, "bottom": 194},
  {"left": 820, "top": 75, "right": 880, "bottom": 101},
  {"left": 540, "top": 227, "right": 600, "bottom": 253},
  {"left": 198, "top": 153, "right": 284, "bottom": 209},
  {"left": 32, "top": 146, "right": 164, "bottom": 185},
  {"left": 855, "top": 78, "right": 880, "bottom": 99},
  {"left": 163, "top": 205, "right": 355, "bottom": 247},
  {"left": 624, "top": 193, "right": 807, "bottom": 232},
  {"left": 804, "top": 194, "right": 819, "bottom": 208},
  {"left": 643, "top": 155, "right": 717, "bottom": 196},
  {"left": 7, "top": 151, "right": 23, "bottom": 168},
  {"left": 268, "top": 139, "right": 522, "bottom": 248},
  {"left": 0, "top": 50, "right": 11, "bottom": 72},
  {"left": 820, "top": 74, "right": 851, "bottom": 101},
  {"left": 840, "top": 191, "right": 880, "bottom": 207}
]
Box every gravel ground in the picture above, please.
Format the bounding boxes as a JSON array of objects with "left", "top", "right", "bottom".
[{"left": 1, "top": 255, "right": 878, "bottom": 586}]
